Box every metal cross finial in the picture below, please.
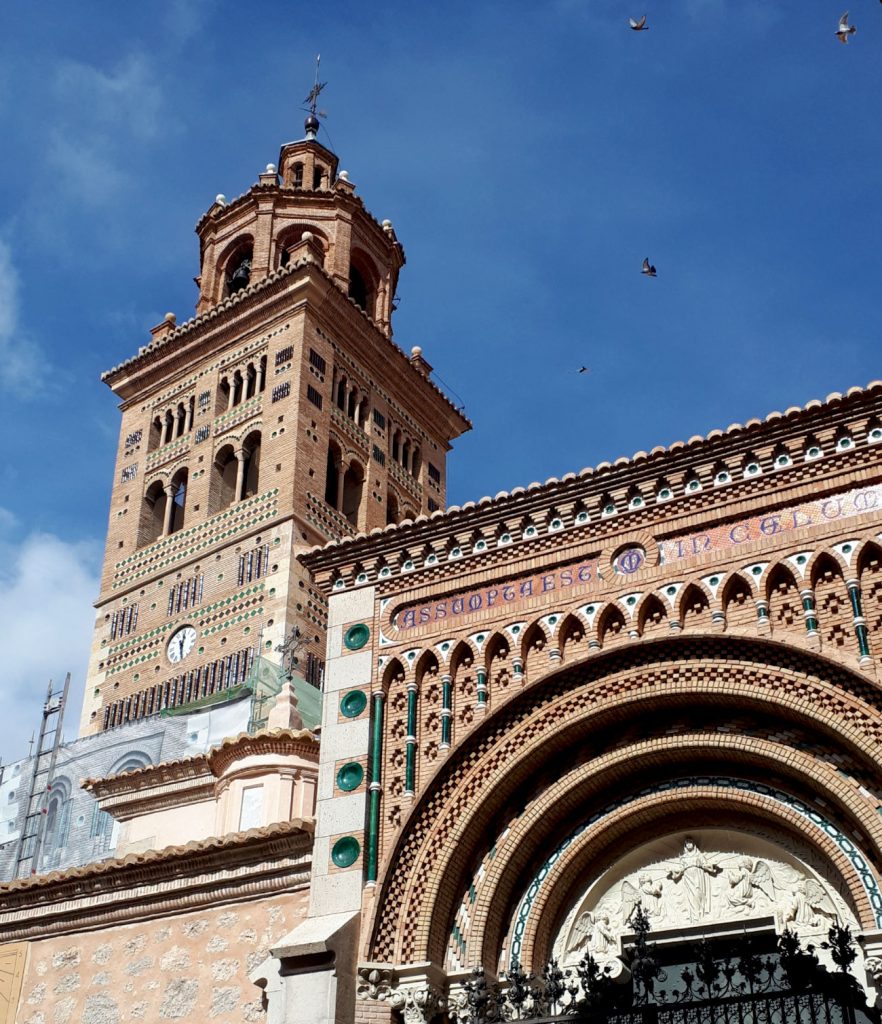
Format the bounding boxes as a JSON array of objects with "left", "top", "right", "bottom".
[
  {"left": 276, "top": 625, "right": 308, "bottom": 679},
  {"left": 303, "top": 54, "right": 327, "bottom": 117}
]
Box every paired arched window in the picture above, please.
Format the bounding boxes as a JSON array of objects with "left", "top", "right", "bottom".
[
  {"left": 348, "top": 250, "right": 378, "bottom": 318},
  {"left": 324, "top": 442, "right": 364, "bottom": 529},
  {"left": 210, "top": 432, "right": 262, "bottom": 513},
  {"left": 217, "top": 358, "right": 267, "bottom": 414}
]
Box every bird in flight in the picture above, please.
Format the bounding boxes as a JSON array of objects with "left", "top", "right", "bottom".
[
  {"left": 836, "top": 12, "right": 856, "bottom": 42},
  {"left": 578, "top": 366, "right": 591, "bottom": 374},
  {"left": 641, "top": 258, "right": 657, "bottom": 277},
  {"left": 629, "top": 15, "right": 649, "bottom": 30}
]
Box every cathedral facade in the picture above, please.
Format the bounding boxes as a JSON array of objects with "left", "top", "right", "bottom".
[{"left": 2, "top": 118, "right": 882, "bottom": 1024}]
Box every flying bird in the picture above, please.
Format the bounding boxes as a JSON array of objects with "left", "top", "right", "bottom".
[
  {"left": 578, "top": 366, "right": 591, "bottom": 374},
  {"left": 629, "top": 15, "right": 649, "bottom": 30},
  {"left": 836, "top": 11, "right": 856, "bottom": 42},
  {"left": 641, "top": 258, "right": 657, "bottom": 278}
]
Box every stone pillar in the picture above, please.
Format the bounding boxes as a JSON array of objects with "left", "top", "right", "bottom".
[
  {"left": 234, "top": 448, "right": 247, "bottom": 503},
  {"left": 162, "top": 485, "right": 176, "bottom": 536},
  {"left": 336, "top": 462, "right": 346, "bottom": 512}
]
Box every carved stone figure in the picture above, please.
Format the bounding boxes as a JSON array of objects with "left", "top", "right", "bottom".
[
  {"left": 568, "top": 911, "right": 616, "bottom": 955},
  {"left": 666, "top": 836, "right": 720, "bottom": 922},
  {"left": 620, "top": 873, "right": 664, "bottom": 925},
  {"left": 781, "top": 878, "right": 839, "bottom": 929},
  {"left": 726, "top": 857, "right": 775, "bottom": 911}
]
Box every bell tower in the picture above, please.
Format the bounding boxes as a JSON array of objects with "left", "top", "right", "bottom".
[{"left": 79, "top": 106, "right": 470, "bottom": 736}]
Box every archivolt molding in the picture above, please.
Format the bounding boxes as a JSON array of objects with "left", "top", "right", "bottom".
[
  {"left": 367, "top": 639, "right": 882, "bottom": 967},
  {"left": 509, "top": 783, "right": 880, "bottom": 972},
  {"left": 453, "top": 733, "right": 882, "bottom": 973}
]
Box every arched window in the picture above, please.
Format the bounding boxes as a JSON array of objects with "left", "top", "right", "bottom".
[
  {"left": 242, "top": 431, "right": 261, "bottom": 499},
  {"left": 232, "top": 370, "right": 243, "bottom": 408},
  {"left": 163, "top": 410, "right": 175, "bottom": 445},
  {"left": 169, "top": 469, "right": 188, "bottom": 534},
  {"left": 186, "top": 396, "right": 195, "bottom": 432},
  {"left": 140, "top": 480, "right": 168, "bottom": 546},
  {"left": 348, "top": 251, "right": 378, "bottom": 318},
  {"left": 411, "top": 447, "right": 422, "bottom": 478},
  {"left": 387, "top": 491, "right": 399, "bottom": 525},
  {"left": 391, "top": 431, "right": 401, "bottom": 462},
  {"left": 175, "top": 403, "right": 187, "bottom": 438},
  {"left": 292, "top": 162, "right": 304, "bottom": 188},
  {"left": 258, "top": 355, "right": 267, "bottom": 393},
  {"left": 348, "top": 265, "right": 369, "bottom": 312},
  {"left": 212, "top": 445, "right": 238, "bottom": 513},
  {"left": 342, "top": 461, "right": 364, "bottom": 528},
  {"left": 347, "top": 389, "right": 357, "bottom": 420},
  {"left": 313, "top": 164, "right": 325, "bottom": 190},
  {"left": 217, "top": 376, "right": 231, "bottom": 413},
  {"left": 325, "top": 442, "right": 342, "bottom": 509},
  {"left": 226, "top": 245, "right": 253, "bottom": 296},
  {"left": 336, "top": 377, "right": 347, "bottom": 410},
  {"left": 42, "top": 778, "right": 72, "bottom": 866},
  {"left": 148, "top": 416, "right": 162, "bottom": 451},
  {"left": 245, "top": 363, "right": 257, "bottom": 400}
]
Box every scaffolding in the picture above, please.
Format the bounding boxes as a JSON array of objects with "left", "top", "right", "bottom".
[{"left": 12, "top": 674, "right": 70, "bottom": 878}]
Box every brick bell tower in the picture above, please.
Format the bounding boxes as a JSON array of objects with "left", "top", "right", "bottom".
[{"left": 79, "top": 107, "right": 471, "bottom": 736}]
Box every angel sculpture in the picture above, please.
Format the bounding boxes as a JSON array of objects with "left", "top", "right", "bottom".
[
  {"left": 568, "top": 910, "right": 618, "bottom": 955},
  {"left": 782, "top": 878, "right": 839, "bottom": 929},
  {"left": 568, "top": 911, "right": 594, "bottom": 954},
  {"left": 726, "top": 857, "right": 776, "bottom": 912},
  {"left": 621, "top": 873, "right": 664, "bottom": 926}
]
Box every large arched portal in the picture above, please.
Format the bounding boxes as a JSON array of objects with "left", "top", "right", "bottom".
[{"left": 362, "top": 636, "right": 882, "bottom": 1017}]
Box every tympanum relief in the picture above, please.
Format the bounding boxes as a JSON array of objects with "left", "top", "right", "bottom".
[{"left": 554, "top": 832, "right": 857, "bottom": 968}]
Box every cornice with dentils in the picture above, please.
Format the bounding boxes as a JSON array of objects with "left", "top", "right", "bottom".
[
  {"left": 100, "top": 256, "right": 471, "bottom": 433},
  {"left": 299, "top": 380, "right": 882, "bottom": 574}
]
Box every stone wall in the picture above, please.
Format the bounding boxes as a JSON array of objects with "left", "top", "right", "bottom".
[{"left": 9, "top": 888, "right": 308, "bottom": 1023}]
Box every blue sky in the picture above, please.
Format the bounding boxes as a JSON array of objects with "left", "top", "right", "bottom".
[{"left": 0, "top": 0, "right": 880, "bottom": 760}]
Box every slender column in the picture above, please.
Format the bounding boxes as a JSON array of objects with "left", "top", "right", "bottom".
[
  {"left": 440, "top": 674, "right": 452, "bottom": 748},
  {"left": 366, "top": 691, "right": 385, "bottom": 886},
  {"left": 755, "top": 598, "right": 770, "bottom": 634},
  {"left": 335, "top": 461, "right": 346, "bottom": 512},
  {"left": 512, "top": 655, "right": 524, "bottom": 684},
  {"left": 234, "top": 448, "right": 247, "bottom": 502},
  {"left": 847, "top": 578, "right": 873, "bottom": 665},
  {"left": 405, "top": 681, "right": 418, "bottom": 796},
  {"left": 800, "top": 589, "right": 819, "bottom": 638},
  {"left": 162, "top": 485, "right": 176, "bottom": 536},
  {"left": 475, "top": 668, "right": 488, "bottom": 711}
]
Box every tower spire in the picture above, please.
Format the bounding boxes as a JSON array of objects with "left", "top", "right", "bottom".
[{"left": 302, "top": 54, "right": 326, "bottom": 140}]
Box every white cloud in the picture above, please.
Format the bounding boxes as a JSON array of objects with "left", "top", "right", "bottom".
[
  {"left": 0, "top": 241, "right": 46, "bottom": 397},
  {"left": 54, "top": 54, "right": 165, "bottom": 143},
  {"left": 0, "top": 531, "right": 100, "bottom": 764}
]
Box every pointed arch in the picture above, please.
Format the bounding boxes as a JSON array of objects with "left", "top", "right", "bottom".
[
  {"left": 859, "top": 541, "right": 882, "bottom": 661},
  {"left": 766, "top": 562, "right": 802, "bottom": 637},
  {"left": 485, "top": 632, "right": 513, "bottom": 705},
  {"left": 679, "top": 583, "right": 710, "bottom": 632},
  {"left": 637, "top": 594, "right": 667, "bottom": 640},
  {"left": 812, "top": 552, "right": 852, "bottom": 652},
  {"left": 596, "top": 604, "right": 626, "bottom": 647},
  {"left": 521, "top": 622, "right": 547, "bottom": 679},
  {"left": 450, "top": 641, "right": 476, "bottom": 740},
  {"left": 721, "top": 572, "right": 755, "bottom": 631},
  {"left": 558, "top": 614, "right": 587, "bottom": 662}
]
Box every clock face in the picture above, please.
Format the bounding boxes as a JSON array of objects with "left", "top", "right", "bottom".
[{"left": 167, "top": 625, "right": 197, "bottom": 664}]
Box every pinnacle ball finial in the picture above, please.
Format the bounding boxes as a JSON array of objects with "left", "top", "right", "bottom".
[
  {"left": 411, "top": 346, "right": 422, "bottom": 357},
  {"left": 304, "top": 113, "right": 320, "bottom": 139},
  {"left": 215, "top": 194, "right": 227, "bottom": 206},
  {"left": 339, "top": 170, "right": 349, "bottom": 181},
  {"left": 266, "top": 163, "right": 277, "bottom": 174},
  {"left": 164, "top": 312, "right": 176, "bottom": 324}
]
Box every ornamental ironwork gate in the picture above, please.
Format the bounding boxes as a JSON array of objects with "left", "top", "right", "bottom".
[{"left": 454, "top": 911, "right": 878, "bottom": 1024}]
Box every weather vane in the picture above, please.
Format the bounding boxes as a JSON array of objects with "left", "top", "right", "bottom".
[{"left": 303, "top": 54, "right": 328, "bottom": 120}]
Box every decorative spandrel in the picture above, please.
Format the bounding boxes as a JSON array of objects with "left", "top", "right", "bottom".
[{"left": 554, "top": 831, "right": 859, "bottom": 970}]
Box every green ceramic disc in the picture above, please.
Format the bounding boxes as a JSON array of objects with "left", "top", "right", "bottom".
[
  {"left": 337, "top": 762, "right": 364, "bottom": 792},
  {"left": 331, "top": 835, "right": 360, "bottom": 868},
  {"left": 340, "top": 690, "right": 367, "bottom": 718},
  {"left": 344, "top": 623, "right": 370, "bottom": 650}
]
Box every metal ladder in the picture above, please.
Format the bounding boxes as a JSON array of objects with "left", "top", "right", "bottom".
[{"left": 12, "top": 674, "right": 70, "bottom": 878}]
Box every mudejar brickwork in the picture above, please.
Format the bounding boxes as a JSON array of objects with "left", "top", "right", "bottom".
[{"left": 2, "top": 111, "right": 882, "bottom": 1024}]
